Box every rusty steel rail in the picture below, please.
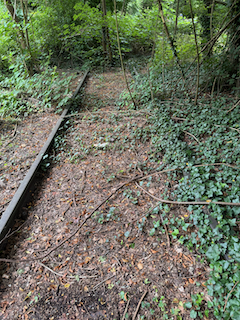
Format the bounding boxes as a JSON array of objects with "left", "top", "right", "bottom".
[{"left": 0, "top": 70, "right": 89, "bottom": 244}]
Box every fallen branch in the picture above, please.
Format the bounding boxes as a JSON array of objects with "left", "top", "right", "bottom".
[
  {"left": 183, "top": 130, "right": 200, "bottom": 144},
  {"left": 0, "top": 220, "right": 27, "bottom": 245},
  {"left": 214, "top": 124, "right": 240, "bottom": 134},
  {"left": 1, "top": 163, "right": 240, "bottom": 263},
  {"left": 226, "top": 99, "right": 240, "bottom": 114},
  {"left": 138, "top": 162, "right": 240, "bottom": 183},
  {"left": 132, "top": 290, "right": 148, "bottom": 320},
  {"left": 122, "top": 298, "right": 131, "bottom": 320},
  {"left": 0, "top": 174, "right": 144, "bottom": 263},
  {"left": 160, "top": 212, "right": 170, "bottom": 247},
  {"left": 92, "top": 274, "right": 116, "bottom": 290},
  {"left": 223, "top": 281, "right": 239, "bottom": 312},
  {"left": 38, "top": 261, "right": 98, "bottom": 279},
  {"left": 136, "top": 182, "right": 240, "bottom": 206}
]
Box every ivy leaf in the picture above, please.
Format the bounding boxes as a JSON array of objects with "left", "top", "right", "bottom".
[
  {"left": 190, "top": 310, "right": 197, "bottom": 319},
  {"left": 184, "top": 302, "right": 192, "bottom": 309},
  {"left": 124, "top": 231, "right": 130, "bottom": 238},
  {"left": 206, "top": 244, "right": 220, "bottom": 261}
]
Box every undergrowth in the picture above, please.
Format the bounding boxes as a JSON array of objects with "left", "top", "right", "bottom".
[
  {"left": 0, "top": 65, "right": 75, "bottom": 118},
  {"left": 121, "top": 79, "right": 240, "bottom": 319}
]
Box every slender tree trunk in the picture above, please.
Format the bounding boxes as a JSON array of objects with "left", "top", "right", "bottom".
[
  {"left": 157, "top": 0, "right": 185, "bottom": 82},
  {"left": 199, "top": 0, "right": 212, "bottom": 54},
  {"left": 20, "top": 0, "right": 34, "bottom": 75},
  {"left": 227, "top": 0, "right": 240, "bottom": 87},
  {"left": 4, "top": 0, "right": 36, "bottom": 75},
  {"left": 4, "top": 0, "right": 27, "bottom": 51},
  {"left": 189, "top": 0, "right": 200, "bottom": 105},
  {"left": 101, "top": 0, "right": 112, "bottom": 63},
  {"left": 113, "top": 0, "right": 137, "bottom": 109},
  {"left": 174, "top": 0, "right": 180, "bottom": 37}
]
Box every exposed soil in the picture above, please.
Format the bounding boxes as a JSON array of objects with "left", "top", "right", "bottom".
[{"left": 0, "top": 69, "right": 211, "bottom": 320}]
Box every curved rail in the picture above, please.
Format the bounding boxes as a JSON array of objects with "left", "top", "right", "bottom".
[{"left": 0, "top": 70, "right": 89, "bottom": 244}]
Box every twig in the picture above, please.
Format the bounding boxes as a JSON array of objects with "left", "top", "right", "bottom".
[
  {"left": 3, "top": 132, "right": 18, "bottom": 148},
  {"left": 183, "top": 130, "right": 200, "bottom": 144},
  {"left": 38, "top": 262, "right": 98, "bottom": 279},
  {"left": 132, "top": 290, "right": 148, "bottom": 320},
  {"left": 172, "top": 117, "right": 190, "bottom": 121},
  {"left": 223, "top": 281, "right": 239, "bottom": 312},
  {"left": 136, "top": 182, "right": 240, "bottom": 206},
  {"left": 92, "top": 274, "right": 116, "bottom": 290},
  {"left": 194, "top": 162, "right": 239, "bottom": 170},
  {"left": 157, "top": 0, "right": 185, "bottom": 82},
  {"left": 226, "top": 99, "right": 240, "bottom": 113},
  {"left": 0, "top": 220, "right": 27, "bottom": 245},
  {"left": 0, "top": 200, "right": 11, "bottom": 214},
  {"left": 38, "top": 261, "right": 68, "bottom": 278},
  {"left": 79, "top": 170, "right": 86, "bottom": 195},
  {"left": 1, "top": 162, "right": 240, "bottom": 263},
  {"left": 139, "top": 162, "right": 240, "bottom": 182},
  {"left": 122, "top": 298, "right": 131, "bottom": 320},
  {"left": 12, "top": 123, "right": 18, "bottom": 137},
  {"left": 81, "top": 301, "right": 91, "bottom": 317},
  {"left": 159, "top": 212, "right": 170, "bottom": 247},
  {"left": 214, "top": 124, "right": 240, "bottom": 134}
]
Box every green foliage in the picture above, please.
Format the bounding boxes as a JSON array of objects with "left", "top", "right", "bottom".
[
  {"left": 0, "top": 4, "right": 18, "bottom": 71},
  {"left": 0, "top": 65, "right": 74, "bottom": 117},
  {"left": 125, "top": 77, "right": 240, "bottom": 318}
]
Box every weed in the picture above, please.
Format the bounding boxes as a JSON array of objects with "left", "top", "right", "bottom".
[
  {"left": 0, "top": 66, "right": 74, "bottom": 117},
  {"left": 119, "top": 66, "right": 240, "bottom": 318}
]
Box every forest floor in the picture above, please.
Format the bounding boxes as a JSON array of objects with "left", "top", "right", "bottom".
[{"left": 0, "top": 69, "right": 211, "bottom": 320}]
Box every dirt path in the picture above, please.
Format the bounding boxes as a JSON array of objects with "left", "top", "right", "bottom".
[{"left": 0, "top": 69, "right": 210, "bottom": 320}]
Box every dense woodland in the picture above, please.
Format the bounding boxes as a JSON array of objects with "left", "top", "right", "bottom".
[
  {"left": 1, "top": 0, "right": 240, "bottom": 319},
  {"left": 0, "top": 0, "right": 240, "bottom": 103}
]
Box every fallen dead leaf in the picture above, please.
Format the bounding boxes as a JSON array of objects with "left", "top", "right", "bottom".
[
  {"left": 85, "top": 256, "right": 92, "bottom": 264},
  {"left": 137, "top": 262, "right": 143, "bottom": 270}
]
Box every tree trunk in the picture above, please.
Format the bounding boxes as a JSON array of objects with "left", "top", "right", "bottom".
[
  {"left": 228, "top": 0, "right": 240, "bottom": 84},
  {"left": 157, "top": 0, "right": 185, "bottom": 81},
  {"left": 4, "top": 0, "right": 36, "bottom": 75},
  {"left": 101, "top": 0, "right": 112, "bottom": 63}
]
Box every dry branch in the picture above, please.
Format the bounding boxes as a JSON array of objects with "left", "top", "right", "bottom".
[
  {"left": 1, "top": 163, "right": 240, "bottom": 263},
  {"left": 136, "top": 182, "right": 240, "bottom": 206},
  {"left": 132, "top": 291, "right": 148, "bottom": 320}
]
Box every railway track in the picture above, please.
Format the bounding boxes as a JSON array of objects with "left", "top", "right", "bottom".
[
  {"left": 0, "top": 70, "right": 89, "bottom": 245},
  {"left": 0, "top": 69, "right": 237, "bottom": 319}
]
